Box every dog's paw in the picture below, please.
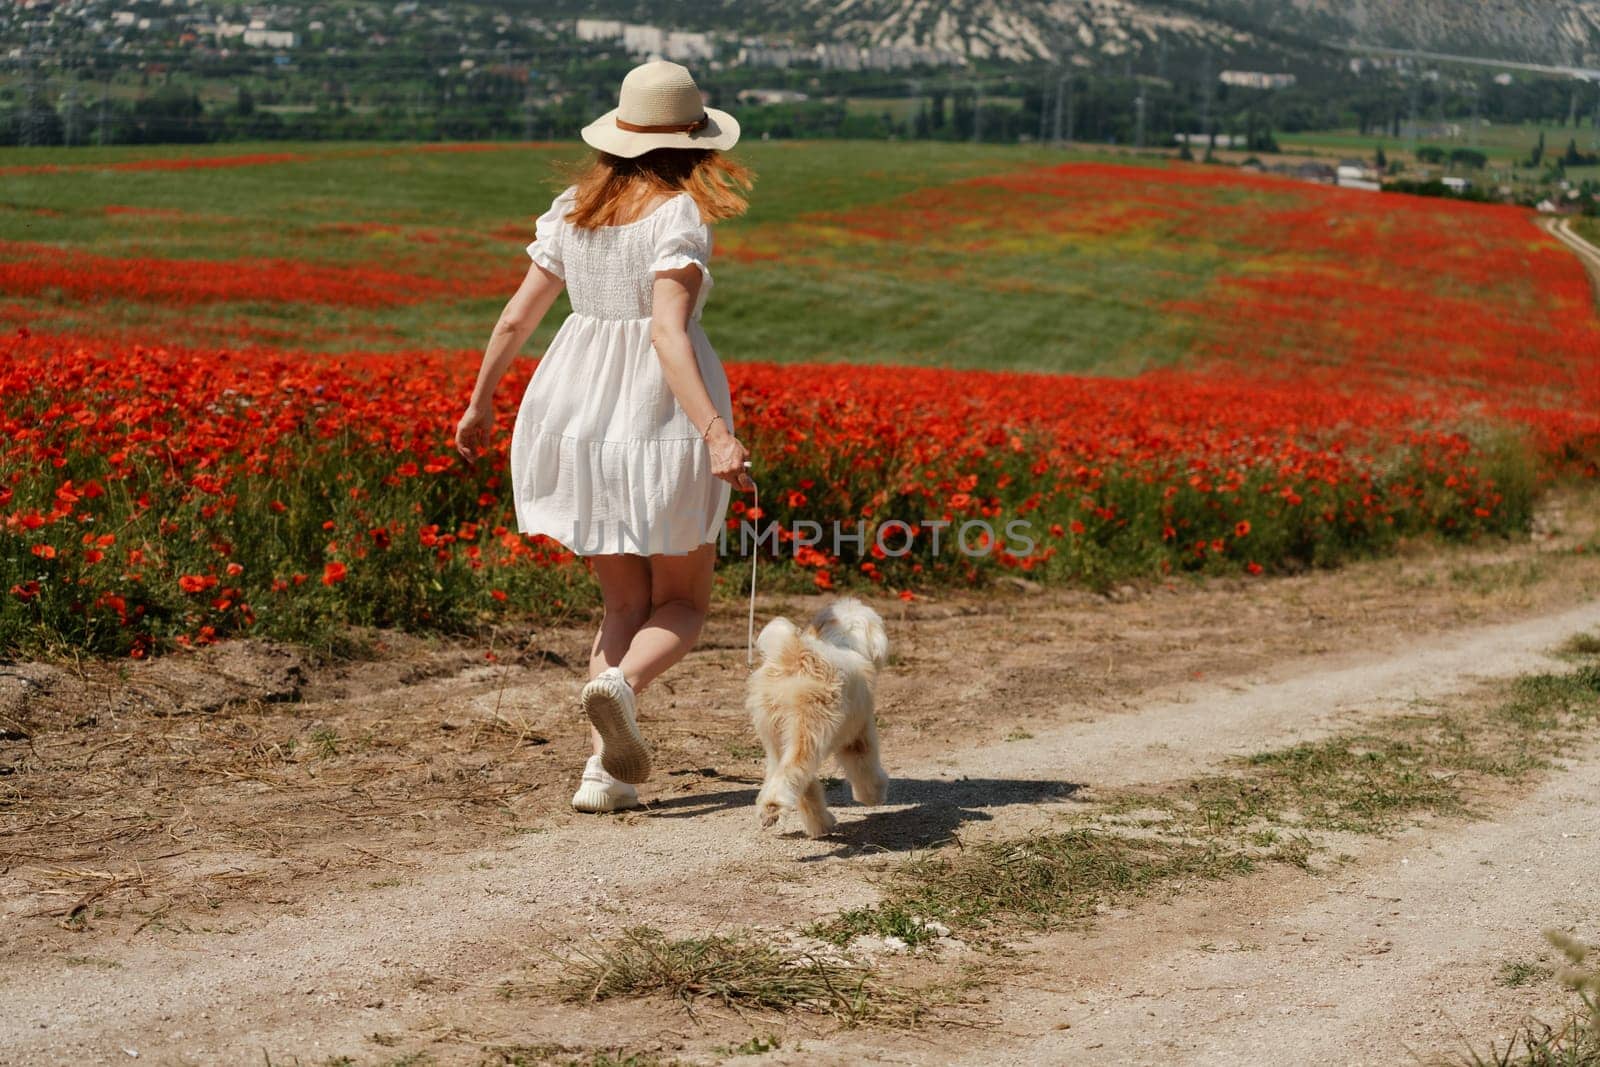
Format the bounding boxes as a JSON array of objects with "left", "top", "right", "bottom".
[
  {"left": 801, "top": 809, "right": 838, "bottom": 839},
  {"left": 850, "top": 776, "right": 889, "bottom": 806},
  {"left": 758, "top": 801, "right": 782, "bottom": 829},
  {"left": 849, "top": 769, "right": 890, "bottom": 806}
]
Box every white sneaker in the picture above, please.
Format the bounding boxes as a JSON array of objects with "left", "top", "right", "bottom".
[
  {"left": 571, "top": 754, "right": 639, "bottom": 813},
  {"left": 581, "top": 666, "right": 652, "bottom": 784}
]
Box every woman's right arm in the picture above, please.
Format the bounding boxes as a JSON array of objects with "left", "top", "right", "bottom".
[
  {"left": 650, "top": 265, "right": 754, "bottom": 492},
  {"left": 455, "top": 261, "right": 564, "bottom": 463}
]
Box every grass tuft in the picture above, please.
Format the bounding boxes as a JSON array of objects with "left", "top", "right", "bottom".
[
  {"left": 1452, "top": 1017, "right": 1600, "bottom": 1067},
  {"left": 1498, "top": 960, "right": 1554, "bottom": 989},
  {"left": 813, "top": 830, "right": 1254, "bottom": 945},
  {"left": 552, "top": 926, "right": 914, "bottom": 1024},
  {"left": 811, "top": 902, "right": 946, "bottom": 949},
  {"left": 1559, "top": 632, "right": 1600, "bottom": 658}
]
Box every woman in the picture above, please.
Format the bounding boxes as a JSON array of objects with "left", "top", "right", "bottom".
[{"left": 454, "top": 60, "right": 755, "bottom": 814}]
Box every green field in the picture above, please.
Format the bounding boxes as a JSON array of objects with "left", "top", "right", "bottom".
[
  {"left": 4, "top": 138, "right": 1596, "bottom": 383},
  {"left": 0, "top": 139, "right": 1216, "bottom": 374},
  {"left": 1279, "top": 121, "right": 1600, "bottom": 164}
]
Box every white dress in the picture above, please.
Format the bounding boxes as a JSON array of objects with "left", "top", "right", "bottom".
[{"left": 508, "top": 184, "right": 734, "bottom": 557}]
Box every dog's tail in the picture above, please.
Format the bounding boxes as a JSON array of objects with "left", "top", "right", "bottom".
[
  {"left": 755, "top": 617, "right": 836, "bottom": 686},
  {"left": 754, "top": 616, "right": 800, "bottom": 665}
]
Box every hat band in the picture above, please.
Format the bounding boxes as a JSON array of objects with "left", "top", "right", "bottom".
[{"left": 615, "top": 113, "right": 709, "bottom": 134}]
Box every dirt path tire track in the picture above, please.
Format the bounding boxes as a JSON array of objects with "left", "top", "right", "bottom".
[
  {"left": 945, "top": 755, "right": 1600, "bottom": 1066},
  {"left": 6, "top": 600, "right": 1600, "bottom": 1064}
]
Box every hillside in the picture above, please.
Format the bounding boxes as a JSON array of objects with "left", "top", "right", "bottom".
[
  {"left": 546, "top": 0, "right": 1600, "bottom": 65},
  {"left": 1208, "top": 0, "right": 1600, "bottom": 62}
]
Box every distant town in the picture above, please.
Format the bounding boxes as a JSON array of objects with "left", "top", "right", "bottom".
[{"left": 7, "top": 1, "right": 964, "bottom": 72}]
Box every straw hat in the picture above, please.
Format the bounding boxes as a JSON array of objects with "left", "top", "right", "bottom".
[{"left": 581, "top": 60, "right": 739, "bottom": 158}]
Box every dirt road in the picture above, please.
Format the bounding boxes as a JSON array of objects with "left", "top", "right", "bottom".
[
  {"left": 4, "top": 497, "right": 1600, "bottom": 1065},
  {"left": 1538, "top": 215, "right": 1600, "bottom": 302}
]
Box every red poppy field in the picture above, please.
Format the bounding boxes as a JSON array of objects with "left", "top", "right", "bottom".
[{"left": 2, "top": 142, "right": 1597, "bottom": 656}]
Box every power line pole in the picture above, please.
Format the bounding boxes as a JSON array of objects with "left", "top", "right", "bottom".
[
  {"left": 22, "top": 18, "right": 45, "bottom": 147},
  {"left": 1408, "top": 76, "right": 1419, "bottom": 152},
  {"left": 1038, "top": 74, "right": 1049, "bottom": 142},
  {"left": 63, "top": 82, "right": 79, "bottom": 147},
  {"left": 521, "top": 64, "right": 534, "bottom": 140},
  {"left": 972, "top": 79, "right": 981, "bottom": 142},
  {"left": 1053, "top": 69, "right": 1068, "bottom": 144},
  {"left": 97, "top": 71, "right": 110, "bottom": 145},
  {"left": 1066, "top": 73, "right": 1075, "bottom": 142},
  {"left": 1135, "top": 88, "right": 1146, "bottom": 149},
  {"left": 1200, "top": 51, "right": 1213, "bottom": 146}
]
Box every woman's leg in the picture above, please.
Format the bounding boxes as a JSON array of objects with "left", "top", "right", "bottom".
[
  {"left": 617, "top": 542, "right": 716, "bottom": 693},
  {"left": 585, "top": 553, "right": 653, "bottom": 755}
]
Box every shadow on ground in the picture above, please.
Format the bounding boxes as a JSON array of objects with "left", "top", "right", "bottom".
[{"left": 645, "top": 774, "right": 1084, "bottom": 857}]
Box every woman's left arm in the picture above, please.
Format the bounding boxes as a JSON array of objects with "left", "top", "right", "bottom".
[{"left": 455, "top": 261, "right": 564, "bottom": 463}]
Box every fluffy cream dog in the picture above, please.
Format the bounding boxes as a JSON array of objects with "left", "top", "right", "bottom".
[{"left": 746, "top": 597, "right": 890, "bottom": 838}]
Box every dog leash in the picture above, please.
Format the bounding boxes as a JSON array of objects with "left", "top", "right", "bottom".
[{"left": 745, "top": 461, "right": 757, "bottom": 667}]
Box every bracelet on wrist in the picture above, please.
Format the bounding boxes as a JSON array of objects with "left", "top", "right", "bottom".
[{"left": 702, "top": 413, "right": 724, "bottom": 438}]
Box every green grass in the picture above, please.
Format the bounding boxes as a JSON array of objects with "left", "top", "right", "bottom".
[
  {"left": 1279, "top": 122, "right": 1600, "bottom": 169},
  {"left": 5, "top": 139, "right": 1129, "bottom": 369},
  {"left": 719, "top": 1034, "right": 782, "bottom": 1056},
  {"left": 0, "top": 138, "right": 1182, "bottom": 373},
  {"left": 813, "top": 830, "right": 1257, "bottom": 946},
  {"left": 1563, "top": 633, "right": 1600, "bottom": 657},
  {"left": 481, "top": 1049, "right": 681, "bottom": 1067},
  {"left": 1498, "top": 960, "right": 1554, "bottom": 989}
]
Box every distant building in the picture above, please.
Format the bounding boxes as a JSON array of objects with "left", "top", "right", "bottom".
[
  {"left": 242, "top": 28, "right": 296, "bottom": 48},
  {"left": 1174, "top": 133, "right": 1245, "bottom": 149},
  {"left": 738, "top": 44, "right": 803, "bottom": 69},
  {"left": 1336, "top": 165, "right": 1381, "bottom": 191},
  {"left": 623, "top": 24, "right": 665, "bottom": 55},
  {"left": 665, "top": 30, "right": 713, "bottom": 62},
  {"left": 575, "top": 18, "right": 624, "bottom": 43},
  {"left": 1441, "top": 176, "right": 1470, "bottom": 193},
  {"left": 1220, "top": 71, "right": 1296, "bottom": 90},
  {"left": 738, "top": 88, "right": 809, "bottom": 105}
]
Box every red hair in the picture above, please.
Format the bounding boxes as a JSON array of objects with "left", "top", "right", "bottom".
[{"left": 563, "top": 149, "right": 753, "bottom": 229}]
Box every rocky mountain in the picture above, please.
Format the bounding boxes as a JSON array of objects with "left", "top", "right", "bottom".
[
  {"left": 805, "top": 0, "right": 1600, "bottom": 64},
  {"left": 1203, "top": 0, "right": 1600, "bottom": 63},
  {"left": 573, "top": 0, "right": 1600, "bottom": 66},
  {"left": 806, "top": 0, "right": 1262, "bottom": 64}
]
